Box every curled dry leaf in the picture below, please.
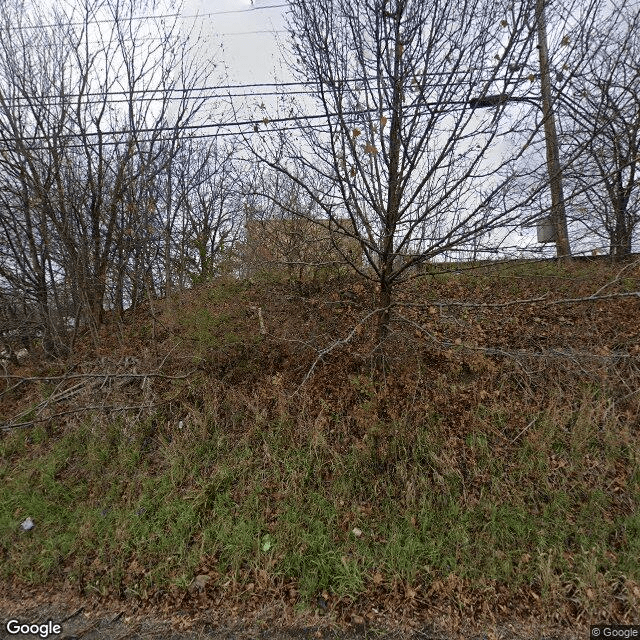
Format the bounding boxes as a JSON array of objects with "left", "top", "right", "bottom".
[
  {"left": 364, "top": 142, "right": 378, "bottom": 155},
  {"left": 192, "top": 574, "right": 210, "bottom": 590}
]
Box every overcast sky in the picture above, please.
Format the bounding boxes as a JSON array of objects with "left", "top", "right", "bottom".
[
  {"left": 181, "top": 0, "right": 288, "bottom": 86},
  {"left": 176, "top": 0, "right": 549, "bottom": 256}
]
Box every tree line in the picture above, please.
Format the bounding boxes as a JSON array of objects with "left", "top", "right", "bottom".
[{"left": 0, "top": 0, "right": 638, "bottom": 359}]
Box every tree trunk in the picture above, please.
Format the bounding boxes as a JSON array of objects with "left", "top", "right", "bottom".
[
  {"left": 376, "top": 277, "right": 393, "bottom": 350},
  {"left": 612, "top": 203, "right": 632, "bottom": 258},
  {"left": 375, "top": 6, "right": 405, "bottom": 368}
]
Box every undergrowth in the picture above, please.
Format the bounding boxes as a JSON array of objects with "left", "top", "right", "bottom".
[
  {"left": 1, "top": 261, "right": 639, "bottom": 623},
  {"left": 1, "top": 384, "right": 638, "bottom": 619}
]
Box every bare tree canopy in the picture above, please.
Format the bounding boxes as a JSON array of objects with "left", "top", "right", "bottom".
[
  {"left": 560, "top": 1, "right": 640, "bottom": 257},
  {"left": 0, "top": 0, "right": 636, "bottom": 366},
  {"left": 0, "top": 0, "right": 241, "bottom": 355},
  {"left": 245, "top": 0, "right": 545, "bottom": 349}
]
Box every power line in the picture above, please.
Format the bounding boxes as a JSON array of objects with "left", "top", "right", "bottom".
[
  {"left": 2, "top": 80, "right": 342, "bottom": 102},
  {"left": 2, "top": 90, "right": 539, "bottom": 142},
  {"left": 4, "top": 72, "right": 501, "bottom": 101},
  {"left": 1, "top": 71, "right": 515, "bottom": 110},
  {"left": 7, "top": 3, "right": 288, "bottom": 32},
  {"left": 217, "top": 29, "right": 287, "bottom": 36},
  {"left": 0, "top": 71, "right": 537, "bottom": 149},
  {"left": 0, "top": 122, "right": 333, "bottom": 149},
  {"left": 0, "top": 108, "right": 391, "bottom": 143},
  {"left": 0, "top": 94, "right": 538, "bottom": 151},
  {"left": 13, "top": 29, "right": 287, "bottom": 47},
  {"left": 180, "top": 3, "right": 288, "bottom": 18},
  {"left": 2, "top": 80, "right": 501, "bottom": 110}
]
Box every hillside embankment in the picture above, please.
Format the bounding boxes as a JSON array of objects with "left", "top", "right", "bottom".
[{"left": 1, "top": 259, "right": 639, "bottom": 635}]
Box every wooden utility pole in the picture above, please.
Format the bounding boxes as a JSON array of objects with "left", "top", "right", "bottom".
[{"left": 536, "top": 0, "right": 572, "bottom": 259}]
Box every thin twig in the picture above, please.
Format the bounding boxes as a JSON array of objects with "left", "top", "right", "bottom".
[
  {"left": 511, "top": 417, "right": 538, "bottom": 444},
  {"left": 395, "top": 289, "right": 640, "bottom": 311},
  {"left": 1, "top": 394, "right": 182, "bottom": 431},
  {"left": 0, "top": 371, "right": 194, "bottom": 382},
  {"left": 591, "top": 259, "right": 640, "bottom": 297},
  {"left": 293, "top": 307, "right": 382, "bottom": 395},
  {"left": 394, "top": 311, "right": 633, "bottom": 362}
]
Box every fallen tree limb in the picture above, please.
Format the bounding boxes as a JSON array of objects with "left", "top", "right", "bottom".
[
  {"left": 0, "top": 371, "right": 194, "bottom": 382},
  {"left": 395, "top": 289, "right": 640, "bottom": 310},
  {"left": 1, "top": 394, "right": 182, "bottom": 431}
]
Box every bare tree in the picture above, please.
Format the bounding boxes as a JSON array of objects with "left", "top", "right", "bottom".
[
  {"left": 246, "top": 0, "right": 542, "bottom": 359},
  {"left": 168, "top": 139, "right": 242, "bottom": 287},
  {"left": 0, "top": 0, "right": 218, "bottom": 353},
  {"left": 560, "top": 3, "right": 640, "bottom": 257}
]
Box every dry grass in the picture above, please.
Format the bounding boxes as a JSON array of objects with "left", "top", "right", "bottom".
[{"left": 1, "top": 259, "right": 639, "bottom": 628}]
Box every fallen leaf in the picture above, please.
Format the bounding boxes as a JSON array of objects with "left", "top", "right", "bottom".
[
  {"left": 364, "top": 142, "right": 378, "bottom": 155},
  {"left": 261, "top": 534, "right": 273, "bottom": 551},
  {"left": 193, "top": 574, "right": 210, "bottom": 590}
]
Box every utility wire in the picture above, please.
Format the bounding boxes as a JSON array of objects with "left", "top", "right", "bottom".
[
  {"left": 1, "top": 80, "right": 505, "bottom": 109},
  {"left": 0, "top": 123, "right": 331, "bottom": 149},
  {"left": 7, "top": 3, "right": 288, "bottom": 31},
  {"left": 220, "top": 29, "right": 286, "bottom": 36},
  {"left": 0, "top": 97, "right": 540, "bottom": 152},
  {"left": 3, "top": 72, "right": 506, "bottom": 103},
  {"left": 0, "top": 89, "right": 538, "bottom": 146},
  {"left": 0, "top": 77, "right": 528, "bottom": 118},
  {"left": 8, "top": 28, "right": 286, "bottom": 51}
]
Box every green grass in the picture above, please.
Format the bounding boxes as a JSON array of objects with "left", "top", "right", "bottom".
[{"left": 1, "top": 390, "right": 638, "bottom": 611}]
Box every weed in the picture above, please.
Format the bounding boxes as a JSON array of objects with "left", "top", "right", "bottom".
[{"left": 1, "top": 264, "right": 639, "bottom": 621}]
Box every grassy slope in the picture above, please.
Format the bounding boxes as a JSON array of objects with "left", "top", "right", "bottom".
[{"left": 1, "top": 259, "right": 639, "bottom": 625}]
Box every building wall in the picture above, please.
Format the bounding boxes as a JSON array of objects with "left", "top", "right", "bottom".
[{"left": 244, "top": 217, "right": 362, "bottom": 276}]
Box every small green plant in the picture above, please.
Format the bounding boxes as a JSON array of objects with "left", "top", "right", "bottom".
[{"left": 1, "top": 259, "right": 639, "bottom": 621}]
